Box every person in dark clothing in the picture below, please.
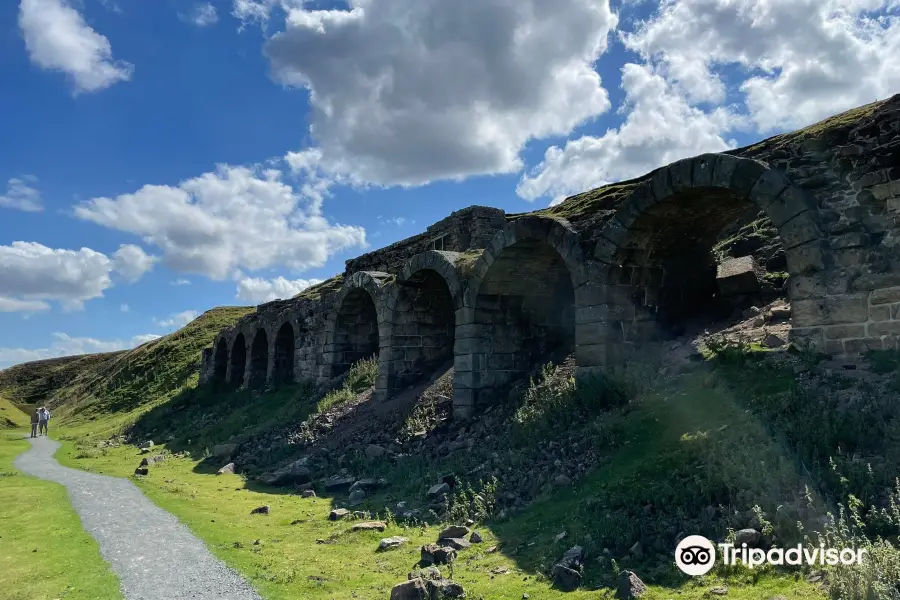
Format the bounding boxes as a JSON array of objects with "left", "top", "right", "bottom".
[{"left": 30, "top": 408, "right": 40, "bottom": 438}]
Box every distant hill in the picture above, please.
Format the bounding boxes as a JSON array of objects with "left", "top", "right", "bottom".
[{"left": 0, "top": 306, "right": 254, "bottom": 423}]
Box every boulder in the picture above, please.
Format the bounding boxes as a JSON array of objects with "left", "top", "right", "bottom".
[
  {"left": 421, "top": 543, "right": 457, "bottom": 565},
  {"left": 348, "top": 489, "right": 366, "bottom": 506},
  {"left": 438, "top": 525, "right": 470, "bottom": 540},
  {"left": 441, "top": 538, "right": 471, "bottom": 551},
  {"left": 217, "top": 463, "right": 235, "bottom": 475},
  {"left": 301, "top": 489, "right": 316, "bottom": 498},
  {"left": 735, "top": 528, "right": 762, "bottom": 548},
  {"left": 324, "top": 475, "right": 356, "bottom": 492},
  {"left": 427, "top": 579, "right": 466, "bottom": 599},
  {"left": 351, "top": 521, "right": 386, "bottom": 532},
  {"left": 427, "top": 483, "right": 451, "bottom": 498},
  {"left": 250, "top": 505, "right": 270, "bottom": 515},
  {"left": 615, "top": 570, "right": 647, "bottom": 599},
  {"left": 212, "top": 443, "right": 238, "bottom": 459},
  {"left": 139, "top": 440, "right": 154, "bottom": 450},
  {"left": 469, "top": 531, "right": 483, "bottom": 544},
  {"left": 408, "top": 567, "right": 442, "bottom": 581},
  {"left": 390, "top": 578, "right": 429, "bottom": 600},
  {"left": 764, "top": 334, "right": 786, "bottom": 348},
  {"left": 267, "top": 459, "right": 312, "bottom": 486},
  {"left": 551, "top": 564, "right": 582, "bottom": 592},
  {"left": 134, "top": 467, "right": 149, "bottom": 476},
  {"left": 329, "top": 508, "right": 350, "bottom": 521},
  {"left": 379, "top": 536, "right": 409, "bottom": 551},
  {"left": 717, "top": 256, "right": 761, "bottom": 297},
  {"left": 139, "top": 455, "right": 165, "bottom": 467}
]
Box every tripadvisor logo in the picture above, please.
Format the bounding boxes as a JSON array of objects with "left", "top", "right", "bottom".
[{"left": 675, "top": 535, "right": 867, "bottom": 575}]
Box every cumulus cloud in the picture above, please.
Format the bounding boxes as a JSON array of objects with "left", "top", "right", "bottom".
[
  {"left": 155, "top": 310, "right": 200, "bottom": 328},
  {"left": 0, "top": 332, "right": 160, "bottom": 369},
  {"left": 18, "top": 0, "right": 133, "bottom": 94},
  {"left": 235, "top": 273, "right": 322, "bottom": 304},
  {"left": 0, "top": 241, "right": 114, "bottom": 310},
  {"left": 263, "top": 0, "right": 617, "bottom": 186},
  {"left": 0, "top": 297, "right": 51, "bottom": 313},
  {"left": 623, "top": 0, "right": 900, "bottom": 132},
  {"left": 73, "top": 164, "right": 366, "bottom": 280},
  {"left": 112, "top": 244, "right": 157, "bottom": 283},
  {"left": 182, "top": 2, "right": 218, "bottom": 27},
  {"left": 0, "top": 176, "right": 43, "bottom": 212},
  {"left": 518, "top": 63, "right": 742, "bottom": 204}
]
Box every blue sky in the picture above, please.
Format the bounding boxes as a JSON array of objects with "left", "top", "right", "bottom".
[{"left": 1, "top": 0, "right": 898, "bottom": 367}]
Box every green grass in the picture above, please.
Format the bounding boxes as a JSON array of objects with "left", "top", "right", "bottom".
[
  {"left": 0, "top": 431, "right": 122, "bottom": 600},
  {"left": 0, "top": 396, "right": 29, "bottom": 429}
]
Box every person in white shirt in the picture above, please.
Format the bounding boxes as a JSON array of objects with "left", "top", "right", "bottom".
[{"left": 38, "top": 407, "right": 50, "bottom": 436}]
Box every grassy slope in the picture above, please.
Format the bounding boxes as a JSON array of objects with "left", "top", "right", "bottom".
[
  {"left": 0, "top": 432, "right": 122, "bottom": 600},
  {"left": 0, "top": 396, "right": 29, "bottom": 429},
  {"left": 54, "top": 362, "right": 827, "bottom": 600}
]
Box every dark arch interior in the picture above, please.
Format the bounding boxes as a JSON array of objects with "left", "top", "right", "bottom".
[
  {"left": 230, "top": 333, "right": 246, "bottom": 387},
  {"left": 333, "top": 288, "right": 379, "bottom": 378},
  {"left": 474, "top": 239, "right": 575, "bottom": 397},
  {"left": 273, "top": 323, "right": 295, "bottom": 385},
  {"left": 610, "top": 187, "right": 780, "bottom": 341},
  {"left": 389, "top": 269, "right": 455, "bottom": 391},
  {"left": 213, "top": 339, "right": 228, "bottom": 384},
  {"left": 249, "top": 330, "right": 269, "bottom": 390}
]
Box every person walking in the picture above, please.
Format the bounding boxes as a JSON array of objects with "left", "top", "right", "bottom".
[
  {"left": 38, "top": 407, "right": 50, "bottom": 436},
  {"left": 30, "top": 408, "right": 40, "bottom": 438}
]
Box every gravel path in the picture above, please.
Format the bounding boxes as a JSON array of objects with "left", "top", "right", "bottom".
[{"left": 14, "top": 436, "right": 262, "bottom": 600}]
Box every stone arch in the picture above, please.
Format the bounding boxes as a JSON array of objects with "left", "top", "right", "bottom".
[
  {"left": 273, "top": 321, "right": 296, "bottom": 385},
  {"left": 383, "top": 251, "right": 464, "bottom": 394},
  {"left": 453, "top": 216, "right": 586, "bottom": 419},
  {"left": 585, "top": 153, "right": 826, "bottom": 365},
  {"left": 229, "top": 333, "right": 247, "bottom": 387},
  {"left": 323, "top": 271, "right": 390, "bottom": 384},
  {"left": 249, "top": 328, "right": 269, "bottom": 391},
  {"left": 213, "top": 337, "right": 228, "bottom": 385}
]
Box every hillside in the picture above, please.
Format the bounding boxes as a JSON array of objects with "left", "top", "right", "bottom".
[
  {"left": 0, "top": 396, "right": 28, "bottom": 429},
  {"left": 0, "top": 306, "right": 254, "bottom": 429}
]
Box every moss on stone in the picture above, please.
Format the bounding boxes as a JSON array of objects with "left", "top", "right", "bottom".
[
  {"left": 294, "top": 274, "right": 344, "bottom": 301},
  {"left": 455, "top": 249, "right": 485, "bottom": 276}
]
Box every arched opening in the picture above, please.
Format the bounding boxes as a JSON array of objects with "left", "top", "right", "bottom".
[
  {"left": 273, "top": 323, "right": 295, "bottom": 385},
  {"left": 471, "top": 239, "right": 575, "bottom": 401},
  {"left": 249, "top": 329, "right": 269, "bottom": 391},
  {"left": 213, "top": 338, "right": 228, "bottom": 386},
  {"left": 230, "top": 333, "right": 246, "bottom": 388},
  {"left": 388, "top": 269, "right": 455, "bottom": 392},
  {"left": 332, "top": 288, "right": 379, "bottom": 378}
]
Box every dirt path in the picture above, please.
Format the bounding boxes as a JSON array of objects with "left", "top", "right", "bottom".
[{"left": 14, "top": 436, "right": 262, "bottom": 600}]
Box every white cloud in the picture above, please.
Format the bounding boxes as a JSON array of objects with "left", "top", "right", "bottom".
[
  {"left": 622, "top": 0, "right": 900, "bottom": 132},
  {"left": 232, "top": 0, "right": 277, "bottom": 28},
  {"left": 112, "top": 244, "right": 156, "bottom": 283},
  {"left": 0, "top": 297, "right": 51, "bottom": 313},
  {"left": 155, "top": 310, "right": 199, "bottom": 328},
  {"left": 0, "top": 332, "right": 161, "bottom": 369},
  {"left": 0, "top": 176, "right": 43, "bottom": 212},
  {"left": 0, "top": 241, "right": 115, "bottom": 310},
  {"left": 517, "top": 63, "right": 743, "bottom": 204},
  {"left": 74, "top": 164, "right": 366, "bottom": 280},
  {"left": 132, "top": 333, "right": 162, "bottom": 345},
  {"left": 18, "top": 0, "right": 133, "bottom": 94},
  {"left": 182, "top": 2, "right": 218, "bottom": 27},
  {"left": 170, "top": 278, "right": 191, "bottom": 286},
  {"left": 235, "top": 273, "right": 322, "bottom": 304},
  {"left": 120, "top": 303, "right": 130, "bottom": 312},
  {"left": 262, "top": 0, "right": 617, "bottom": 186}
]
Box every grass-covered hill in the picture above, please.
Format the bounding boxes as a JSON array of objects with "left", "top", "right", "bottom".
[
  {"left": 0, "top": 395, "right": 28, "bottom": 429},
  {"left": 0, "top": 306, "right": 253, "bottom": 429}
]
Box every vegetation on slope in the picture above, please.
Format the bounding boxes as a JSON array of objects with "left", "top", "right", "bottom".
[
  {"left": 0, "top": 306, "right": 254, "bottom": 431},
  {"left": 0, "top": 433, "right": 122, "bottom": 600},
  {"left": 0, "top": 396, "right": 29, "bottom": 429}
]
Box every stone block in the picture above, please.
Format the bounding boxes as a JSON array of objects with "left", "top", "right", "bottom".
[
  {"left": 765, "top": 186, "right": 809, "bottom": 227},
  {"left": 785, "top": 241, "right": 826, "bottom": 274},
  {"left": 869, "top": 304, "right": 892, "bottom": 322},
  {"left": 716, "top": 256, "right": 761, "bottom": 297},
  {"left": 871, "top": 287, "right": 900, "bottom": 305},
  {"left": 711, "top": 154, "right": 739, "bottom": 189},
  {"left": 575, "top": 343, "right": 611, "bottom": 367},
  {"left": 575, "top": 321, "right": 620, "bottom": 345},
  {"left": 788, "top": 273, "right": 826, "bottom": 300},
  {"left": 788, "top": 326, "right": 825, "bottom": 348},
  {"left": 668, "top": 158, "right": 694, "bottom": 192},
  {"left": 730, "top": 159, "right": 767, "bottom": 198},
  {"left": 691, "top": 154, "right": 716, "bottom": 187},
  {"left": 824, "top": 340, "right": 845, "bottom": 355},
  {"left": 868, "top": 321, "right": 900, "bottom": 337},
  {"left": 792, "top": 293, "right": 869, "bottom": 327},
  {"left": 851, "top": 273, "right": 900, "bottom": 291},
  {"left": 824, "top": 324, "right": 866, "bottom": 340},
  {"left": 748, "top": 168, "right": 790, "bottom": 207},
  {"left": 844, "top": 337, "right": 885, "bottom": 353},
  {"left": 650, "top": 166, "right": 674, "bottom": 201},
  {"left": 780, "top": 211, "right": 823, "bottom": 249}
]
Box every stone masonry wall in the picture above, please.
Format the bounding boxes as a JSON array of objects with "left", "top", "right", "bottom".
[{"left": 199, "top": 94, "right": 900, "bottom": 419}]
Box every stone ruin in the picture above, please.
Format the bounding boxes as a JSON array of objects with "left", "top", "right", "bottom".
[{"left": 201, "top": 94, "right": 900, "bottom": 419}]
